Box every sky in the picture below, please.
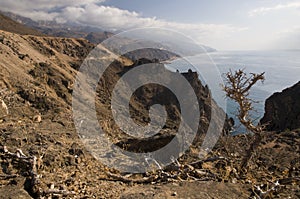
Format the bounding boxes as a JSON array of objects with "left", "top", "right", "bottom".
[{"left": 0, "top": 0, "right": 299, "bottom": 50}]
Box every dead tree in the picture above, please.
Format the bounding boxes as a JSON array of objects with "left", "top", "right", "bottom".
[{"left": 222, "top": 69, "right": 265, "bottom": 170}]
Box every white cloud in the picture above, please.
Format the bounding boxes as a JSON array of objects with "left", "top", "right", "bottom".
[
  {"left": 61, "top": 4, "right": 153, "bottom": 29},
  {"left": 0, "top": 0, "right": 105, "bottom": 11},
  {"left": 0, "top": 0, "right": 246, "bottom": 49},
  {"left": 57, "top": 4, "right": 246, "bottom": 47},
  {"left": 249, "top": 2, "right": 300, "bottom": 16},
  {"left": 0, "top": 0, "right": 105, "bottom": 21}
]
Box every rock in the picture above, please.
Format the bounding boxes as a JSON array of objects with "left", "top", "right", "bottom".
[
  {"left": 260, "top": 81, "right": 300, "bottom": 131},
  {"left": 194, "top": 169, "right": 208, "bottom": 177},
  {"left": 68, "top": 142, "right": 84, "bottom": 157},
  {"left": 124, "top": 48, "right": 178, "bottom": 62},
  {"left": 0, "top": 99, "right": 9, "bottom": 116},
  {"left": 231, "top": 178, "right": 237, "bottom": 184},
  {"left": 18, "top": 53, "right": 26, "bottom": 60},
  {"left": 33, "top": 115, "right": 42, "bottom": 123},
  {"left": 0, "top": 35, "right": 4, "bottom": 43}
]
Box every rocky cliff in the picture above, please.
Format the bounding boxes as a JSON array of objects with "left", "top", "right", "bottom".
[
  {"left": 0, "top": 29, "right": 299, "bottom": 198},
  {"left": 260, "top": 81, "right": 300, "bottom": 131},
  {"left": 93, "top": 58, "right": 233, "bottom": 154},
  {"left": 0, "top": 28, "right": 233, "bottom": 197}
]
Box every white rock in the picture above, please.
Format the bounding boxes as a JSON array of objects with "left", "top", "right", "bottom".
[
  {"left": 33, "top": 115, "right": 42, "bottom": 123},
  {"left": 0, "top": 99, "right": 8, "bottom": 116}
]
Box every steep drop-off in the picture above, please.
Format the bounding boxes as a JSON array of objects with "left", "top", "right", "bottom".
[
  {"left": 0, "top": 29, "right": 232, "bottom": 197},
  {"left": 0, "top": 29, "right": 299, "bottom": 198}
]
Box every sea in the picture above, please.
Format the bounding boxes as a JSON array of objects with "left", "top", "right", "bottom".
[{"left": 166, "top": 50, "right": 300, "bottom": 134}]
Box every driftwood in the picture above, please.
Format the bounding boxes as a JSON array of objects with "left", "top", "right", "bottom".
[
  {"left": 0, "top": 146, "right": 76, "bottom": 198},
  {"left": 103, "top": 169, "right": 218, "bottom": 184},
  {"left": 44, "top": 188, "right": 76, "bottom": 196},
  {"left": 0, "top": 174, "right": 18, "bottom": 179},
  {"left": 100, "top": 157, "right": 220, "bottom": 184},
  {"left": 103, "top": 172, "right": 159, "bottom": 184},
  {"left": 189, "top": 156, "right": 228, "bottom": 166},
  {"left": 252, "top": 180, "right": 282, "bottom": 199}
]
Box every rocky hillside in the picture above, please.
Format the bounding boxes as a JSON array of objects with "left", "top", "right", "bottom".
[
  {"left": 0, "top": 29, "right": 233, "bottom": 197},
  {"left": 0, "top": 29, "right": 135, "bottom": 198},
  {"left": 261, "top": 81, "right": 300, "bottom": 131},
  {"left": 0, "top": 30, "right": 95, "bottom": 112},
  {"left": 92, "top": 57, "right": 233, "bottom": 156},
  {"left": 0, "top": 27, "right": 299, "bottom": 198}
]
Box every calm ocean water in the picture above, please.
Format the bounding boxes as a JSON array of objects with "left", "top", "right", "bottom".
[{"left": 166, "top": 50, "right": 300, "bottom": 133}]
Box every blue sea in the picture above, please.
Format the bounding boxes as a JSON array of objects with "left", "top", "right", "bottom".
[{"left": 166, "top": 50, "right": 300, "bottom": 133}]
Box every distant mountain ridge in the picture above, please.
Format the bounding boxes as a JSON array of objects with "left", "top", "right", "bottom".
[
  {"left": 1, "top": 11, "right": 217, "bottom": 55},
  {"left": 0, "top": 12, "right": 43, "bottom": 36},
  {"left": 1, "top": 11, "right": 112, "bottom": 43}
]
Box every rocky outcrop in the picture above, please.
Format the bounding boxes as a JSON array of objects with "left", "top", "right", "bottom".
[
  {"left": 260, "top": 81, "right": 300, "bottom": 131},
  {"left": 123, "top": 48, "right": 179, "bottom": 62},
  {"left": 95, "top": 57, "right": 233, "bottom": 153}
]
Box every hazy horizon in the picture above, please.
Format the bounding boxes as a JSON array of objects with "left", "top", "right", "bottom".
[{"left": 0, "top": 0, "right": 300, "bottom": 51}]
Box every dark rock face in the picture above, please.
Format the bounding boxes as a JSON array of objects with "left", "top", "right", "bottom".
[
  {"left": 260, "top": 81, "right": 300, "bottom": 131},
  {"left": 123, "top": 48, "right": 178, "bottom": 62},
  {"left": 97, "top": 58, "right": 233, "bottom": 153}
]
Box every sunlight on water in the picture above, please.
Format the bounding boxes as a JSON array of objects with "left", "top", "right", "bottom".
[{"left": 166, "top": 50, "right": 300, "bottom": 134}]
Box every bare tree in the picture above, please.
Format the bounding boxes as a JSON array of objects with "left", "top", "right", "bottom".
[{"left": 222, "top": 69, "right": 265, "bottom": 169}]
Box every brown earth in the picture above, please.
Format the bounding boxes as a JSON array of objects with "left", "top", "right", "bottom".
[{"left": 0, "top": 29, "right": 299, "bottom": 199}]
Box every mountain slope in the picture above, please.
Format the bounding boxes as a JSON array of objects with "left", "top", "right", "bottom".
[
  {"left": 0, "top": 29, "right": 230, "bottom": 195},
  {"left": 0, "top": 29, "right": 135, "bottom": 197},
  {"left": 1, "top": 11, "right": 217, "bottom": 55},
  {"left": 0, "top": 30, "right": 299, "bottom": 199},
  {"left": 0, "top": 13, "right": 43, "bottom": 36},
  {"left": 2, "top": 11, "right": 111, "bottom": 43}
]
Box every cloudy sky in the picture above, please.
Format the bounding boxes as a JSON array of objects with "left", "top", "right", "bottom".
[{"left": 0, "top": 0, "right": 299, "bottom": 50}]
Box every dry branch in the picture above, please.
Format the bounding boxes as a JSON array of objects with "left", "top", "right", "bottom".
[
  {"left": 222, "top": 69, "right": 266, "bottom": 170},
  {"left": 44, "top": 188, "right": 76, "bottom": 196},
  {"left": 223, "top": 69, "right": 265, "bottom": 133},
  {"left": 103, "top": 172, "right": 159, "bottom": 184},
  {"left": 189, "top": 156, "right": 227, "bottom": 166},
  {"left": 0, "top": 146, "right": 76, "bottom": 198}
]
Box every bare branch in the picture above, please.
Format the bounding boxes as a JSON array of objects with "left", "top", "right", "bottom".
[
  {"left": 222, "top": 69, "right": 266, "bottom": 170},
  {"left": 222, "top": 69, "right": 265, "bottom": 134},
  {"left": 0, "top": 146, "right": 76, "bottom": 197}
]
